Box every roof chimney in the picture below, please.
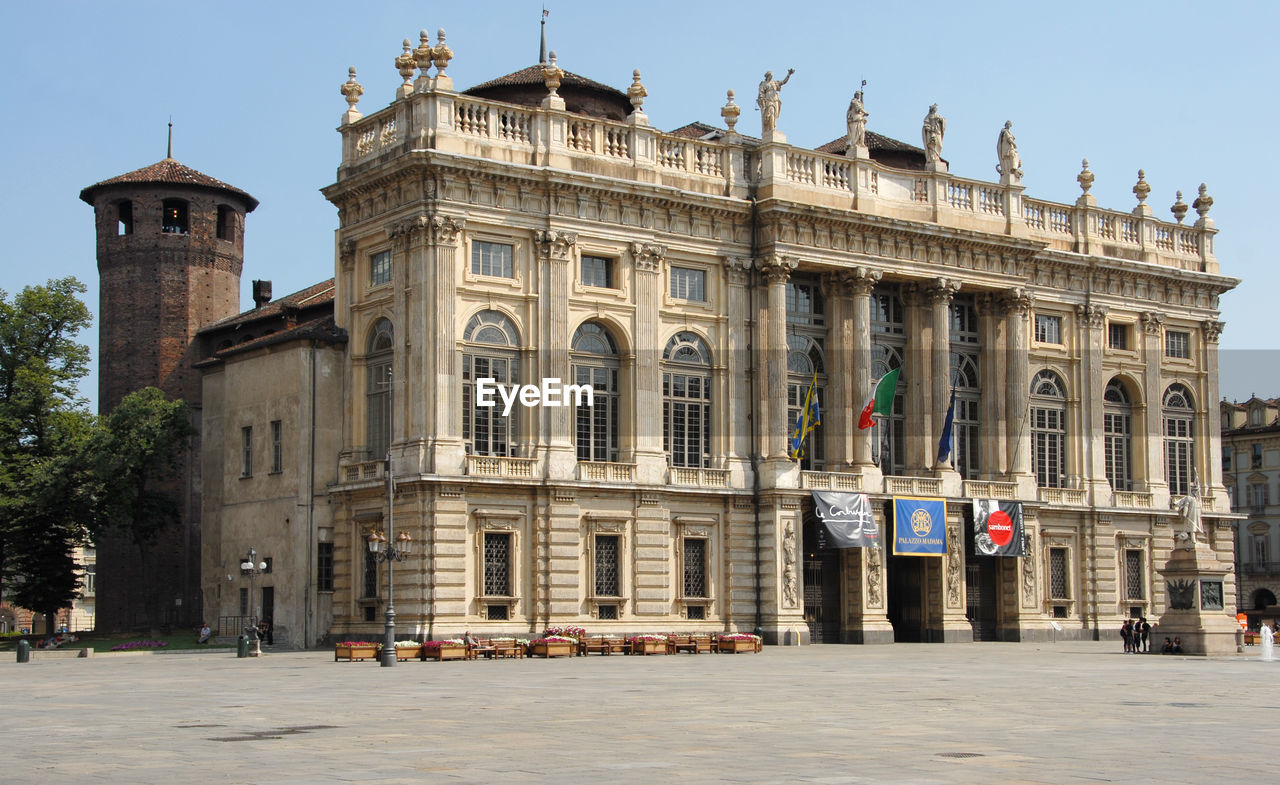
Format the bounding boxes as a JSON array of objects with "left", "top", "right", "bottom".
[{"left": 252, "top": 280, "right": 272, "bottom": 308}]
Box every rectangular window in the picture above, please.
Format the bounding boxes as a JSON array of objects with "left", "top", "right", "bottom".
[
  {"left": 239, "top": 587, "right": 249, "bottom": 616},
  {"left": 1254, "top": 535, "right": 1269, "bottom": 566},
  {"left": 317, "top": 543, "right": 334, "bottom": 592},
  {"left": 1223, "top": 446, "right": 1231, "bottom": 475},
  {"left": 1032, "top": 406, "right": 1065, "bottom": 488},
  {"left": 84, "top": 565, "right": 96, "bottom": 595},
  {"left": 1252, "top": 483, "right": 1268, "bottom": 511},
  {"left": 1108, "top": 323, "right": 1128, "bottom": 350},
  {"left": 1049, "top": 547, "right": 1069, "bottom": 599},
  {"left": 370, "top": 250, "right": 392, "bottom": 286},
  {"left": 1253, "top": 444, "right": 1263, "bottom": 469},
  {"left": 594, "top": 535, "right": 620, "bottom": 597},
  {"left": 1165, "top": 330, "right": 1190, "bottom": 359},
  {"left": 1104, "top": 411, "right": 1132, "bottom": 491},
  {"left": 483, "top": 531, "right": 512, "bottom": 596},
  {"left": 581, "top": 255, "right": 614, "bottom": 288},
  {"left": 472, "top": 241, "right": 514, "bottom": 278},
  {"left": 270, "top": 420, "right": 282, "bottom": 473},
  {"left": 670, "top": 266, "right": 706, "bottom": 302},
  {"left": 664, "top": 371, "right": 711, "bottom": 468},
  {"left": 363, "top": 549, "right": 378, "bottom": 599},
  {"left": 1124, "top": 550, "right": 1144, "bottom": 600},
  {"left": 1034, "top": 314, "right": 1062, "bottom": 344},
  {"left": 241, "top": 426, "right": 253, "bottom": 477},
  {"left": 683, "top": 538, "right": 708, "bottom": 598}
]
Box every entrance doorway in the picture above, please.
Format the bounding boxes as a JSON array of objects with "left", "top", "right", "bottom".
[
  {"left": 965, "top": 519, "right": 999, "bottom": 640},
  {"left": 886, "top": 555, "right": 926, "bottom": 642},
  {"left": 802, "top": 518, "right": 840, "bottom": 642}
]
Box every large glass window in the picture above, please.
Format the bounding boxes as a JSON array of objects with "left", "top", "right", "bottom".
[
  {"left": 472, "top": 241, "right": 514, "bottom": 278},
  {"left": 317, "top": 542, "right": 334, "bottom": 592},
  {"left": 663, "top": 332, "right": 712, "bottom": 468},
  {"left": 572, "top": 323, "right": 620, "bottom": 463},
  {"left": 581, "top": 255, "right": 614, "bottom": 288},
  {"left": 1104, "top": 379, "right": 1133, "bottom": 491},
  {"left": 871, "top": 287, "right": 905, "bottom": 474},
  {"left": 370, "top": 250, "right": 392, "bottom": 286},
  {"left": 366, "top": 319, "right": 393, "bottom": 459},
  {"left": 463, "top": 311, "right": 521, "bottom": 457},
  {"left": 1163, "top": 384, "right": 1195, "bottom": 496},
  {"left": 1030, "top": 370, "right": 1067, "bottom": 488},
  {"left": 949, "top": 299, "right": 980, "bottom": 480},
  {"left": 1034, "top": 314, "right": 1062, "bottom": 344},
  {"left": 1165, "top": 330, "right": 1190, "bottom": 359},
  {"left": 669, "top": 267, "right": 706, "bottom": 302}
]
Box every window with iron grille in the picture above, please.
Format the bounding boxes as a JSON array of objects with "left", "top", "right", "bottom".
[
  {"left": 363, "top": 548, "right": 378, "bottom": 599},
  {"left": 686, "top": 605, "right": 705, "bottom": 620},
  {"left": 370, "top": 250, "right": 392, "bottom": 286},
  {"left": 1164, "top": 330, "right": 1190, "bottom": 359},
  {"left": 581, "top": 255, "right": 614, "bottom": 288},
  {"left": 683, "top": 538, "right": 708, "bottom": 598},
  {"left": 1049, "top": 547, "right": 1069, "bottom": 599},
  {"left": 1104, "top": 380, "right": 1132, "bottom": 491},
  {"left": 240, "top": 426, "right": 253, "bottom": 477},
  {"left": 1124, "top": 549, "right": 1144, "bottom": 600},
  {"left": 669, "top": 266, "right": 706, "bottom": 301},
  {"left": 483, "top": 531, "right": 512, "bottom": 596},
  {"left": 597, "top": 604, "right": 618, "bottom": 620},
  {"left": 1034, "top": 314, "right": 1062, "bottom": 344},
  {"left": 472, "top": 241, "right": 514, "bottom": 278},
  {"left": 317, "top": 542, "right": 334, "bottom": 592},
  {"left": 594, "top": 535, "right": 620, "bottom": 596},
  {"left": 270, "top": 420, "right": 282, "bottom": 473}
]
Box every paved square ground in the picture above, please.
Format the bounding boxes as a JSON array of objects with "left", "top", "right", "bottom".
[{"left": 3, "top": 641, "right": 1276, "bottom": 784}]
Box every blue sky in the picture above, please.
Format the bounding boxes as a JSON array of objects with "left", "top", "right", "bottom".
[{"left": 3, "top": 0, "right": 1277, "bottom": 406}]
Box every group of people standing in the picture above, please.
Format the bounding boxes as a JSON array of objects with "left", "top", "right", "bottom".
[{"left": 1121, "top": 618, "right": 1151, "bottom": 653}]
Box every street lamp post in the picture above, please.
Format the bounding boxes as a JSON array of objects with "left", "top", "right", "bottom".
[
  {"left": 240, "top": 547, "right": 266, "bottom": 629},
  {"left": 367, "top": 371, "right": 412, "bottom": 666}
]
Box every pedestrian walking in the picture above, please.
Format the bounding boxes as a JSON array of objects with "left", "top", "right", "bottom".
[{"left": 1121, "top": 619, "right": 1132, "bottom": 653}]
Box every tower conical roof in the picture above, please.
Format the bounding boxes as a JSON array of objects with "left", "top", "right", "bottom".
[{"left": 80, "top": 158, "right": 258, "bottom": 210}]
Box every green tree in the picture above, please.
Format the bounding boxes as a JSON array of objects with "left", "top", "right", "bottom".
[
  {"left": 0, "top": 278, "right": 93, "bottom": 631},
  {"left": 86, "top": 387, "right": 194, "bottom": 634}
]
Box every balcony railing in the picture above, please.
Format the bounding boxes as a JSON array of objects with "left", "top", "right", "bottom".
[
  {"left": 1113, "top": 490, "right": 1154, "bottom": 508},
  {"left": 669, "top": 467, "right": 730, "bottom": 488},
  {"left": 578, "top": 461, "right": 636, "bottom": 483},
  {"left": 1039, "top": 487, "right": 1087, "bottom": 506},
  {"left": 884, "top": 476, "right": 942, "bottom": 496},
  {"left": 965, "top": 481, "right": 1019, "bottom": 500},
  {"left": 341, "top": 460, "right": 384, "bottom": 484},
  {"left": 801, "top": 471, "right": 863, "bottom": 492},
  {"left": 466, "top": 455, "right": 537, "bottom": 478}
]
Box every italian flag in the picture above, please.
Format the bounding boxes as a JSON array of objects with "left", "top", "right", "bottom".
[{"left": 857, "top": 368, "right": 900, "bottom": 430}]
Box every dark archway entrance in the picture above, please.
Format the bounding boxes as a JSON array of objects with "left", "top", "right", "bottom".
[
  {"left": 965, "top": 525, "right": 999, "bottom": 641},
  {"left": 803, "top": 517, "right": 840, "bottom": 642},
  {"left": 886, "top": 555, "right": 927, "bottom": 642}
]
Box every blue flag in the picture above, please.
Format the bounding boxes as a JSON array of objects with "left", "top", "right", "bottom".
[
  {"left": 788, "top": 373, "right": 820, "bottom": 461},
  {"left": 937, "top": 387, "right": 956, "bottom": 465}
]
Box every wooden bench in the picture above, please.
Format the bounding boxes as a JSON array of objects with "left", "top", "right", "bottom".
[
  {"left": 674, "top": 634, "right": 713, "bottom": 654},
  {"left": 491, "top": 639, "right": 525, "bottom": 659}
]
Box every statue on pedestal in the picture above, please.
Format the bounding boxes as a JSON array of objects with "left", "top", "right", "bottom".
[
  {"left": 756, "top": 68, "right": 795, "bottom": 133},
  {"left": 1175, "top": 478, "right": 1204, "bottom": 549},
  {"left": 846, "top": 91, "right": 869, "bottom": 151},
  {"left": 997, "top": 121, "right": 1022, "bottom": 180},
  {"left": 922, "top": 104, "right": 945, "bottom": 164}
]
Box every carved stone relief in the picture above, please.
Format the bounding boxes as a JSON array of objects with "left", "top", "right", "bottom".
[{"left": 783, "top": 520, "right": 798, "bottom": 608}]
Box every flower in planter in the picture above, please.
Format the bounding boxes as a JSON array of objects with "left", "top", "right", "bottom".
[
  {"left": 393, "top": 640, "right": 420, "bottom": 649},
  {"left": 716, "top": 633, "right": 761, "bottom": 641},
  {"left": 421, "top": 639, "right": 466, "bottom": 651},
  {"left": 530, "top": 635, "right": 576, "bottom": 645},
  {"left": 627, "top": 634, "right": 669, "bottom": 643},
  {"left": 542, "top": 626, "right": 586, "bottom": 642},
  {"left": 336, "top": 641, "right": 382, "bottom": 647},
  {"left": 110, "top": 640, "right": 170, "bottom": 651}
]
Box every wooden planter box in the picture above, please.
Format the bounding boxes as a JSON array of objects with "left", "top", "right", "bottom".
[
  {"left": 334, "top": 645, "right": 379, "bottom": 662},
  {"left": 426, "top": 645, "right": 468, "bottom": 661},
  {"left": 716, "top": 638, "right": 757, "bottom": 653},
  {"left": 631, "top": 639, "right": 669, "bottom": 655},
  {"left": 529, "top": 640, "right": 574, "bottom": 658},
  {"left": 394, "top": 647, "right": 422, "bottom": 661}
]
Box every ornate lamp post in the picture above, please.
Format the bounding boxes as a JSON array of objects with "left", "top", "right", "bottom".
[
  {"left": 367, "top": 372, "right": 412, "bottom": 666},
  {"left": 239, "top": 548, "right": 267, "bottom": 625}
]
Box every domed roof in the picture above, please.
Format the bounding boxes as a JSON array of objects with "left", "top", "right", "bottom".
[
  {"left": 80, "top": 158, "right": 258, "bottom": 210},
  {"left": 464, "top": 64, "right": 633, "bottom": 122}
]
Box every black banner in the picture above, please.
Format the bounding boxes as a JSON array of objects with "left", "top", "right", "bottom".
[
  {"left": 972, "top": 499, "right": 1025, "bottom": 557},
  {"left": 811, "top": 491, "right": 880, "bottom": 548}
]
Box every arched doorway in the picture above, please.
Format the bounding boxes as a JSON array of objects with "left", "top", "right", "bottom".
[
  {"left": 1254, "top": 588, "right": 1277, "bottom": 610},
  {"left": 802, "top": 515, "right": 841, "bottom": 642}
]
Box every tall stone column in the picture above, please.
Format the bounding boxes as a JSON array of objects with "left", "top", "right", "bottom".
[
  {"left": 389, "top": 215, "right": 430, "bottom": 474},
  {"left": 1078, "top": 305, "right": 1109, "bottom": 501},
  {"left": 928, "top": 279, "right": 960, "bottom": 471},
  {"left": 822, "top": 272, "right": 852, "bottom": 468},
  {"left": 1202, "top": 320, "right": 1227, "bottom": 507},
  {"left": 976, "top": 294, "right": 1005, "bottom": 479},
  {"left": 1140, "top": 311, "right": 1169, "bottom": 507},
  {"left": 902, "top": 284, "right": 932, "bottom": 472},
  {"left": 1003, "top": 289, "right": 1034, "bottom": 487},
  {"left": 534, "top": 230, "right": 578, "bottom": 480},
  {"left": 758, "top": 254, "right": 796, "bottom": 462},
  {"left": 631, "top": 242, "right": 667, "bottom": 485},
  {"left": 427, "top": 215, "right": 465, "bottom": 475},
  {"left": 850, "top": 267, "right": 881, "bottom": 470},
  {"left": 723, "top": 257, "right": 754, "bottom": 485}
]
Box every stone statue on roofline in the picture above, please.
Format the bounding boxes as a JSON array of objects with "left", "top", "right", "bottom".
[
  {"left": 846, "top": 90, "right": 869, "bottom": 153},
  {"left": 997, "top": 121, "right": 1022, "bottom": 183},
  {"left": 922, "top": 104, "right": 945, "bottom": 167},
  {"left": 756, "top": 68, "right": 795, "bottom": 134}
]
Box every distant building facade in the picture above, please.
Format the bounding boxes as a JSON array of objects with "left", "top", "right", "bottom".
[
  {"left": 1221, "top": 397, "right": 1280, "bottom": 627},
  {"left": 191, "top": 32, "right": 1238, "bottom": 647}
]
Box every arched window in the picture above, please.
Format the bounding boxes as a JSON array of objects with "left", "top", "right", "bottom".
[
  {"left": 161, "top": 198, "right": 189, "bottom": 234},
  {"left": 366, "top": 319, "right": 393, "bottom": 459},
  {"left": 1104, "top": 379, "right": 1133, "bottom": 491},
  {"left": 871, "top": 287, "right": 905, "bottom": 474},
  {"left": 572, "top": 322, "right": 620, "bottom": 463},
  {"left": 663, "top": 332, "right": 711, "bottom": 468},
  {"left": 949, "top": 298, "right": 981, "bottom": 479},
  {"left": 1253, "top": 588, "right": 1277, "bottom": 610},
  {"left": 1030, "top": 370, "right": 1067, "bottom": 488},
  {"left": 786, "top": 334, "right": 826, "bottom": 470},
  {"left": 116, "top": 200, "right": 133, "bottom": 236},
  {"left": 463, "top": 311, "right": 520, "bottom": 457},
  {"left": 1164, "top": 383, "right": 1195, "bottom": 496}
]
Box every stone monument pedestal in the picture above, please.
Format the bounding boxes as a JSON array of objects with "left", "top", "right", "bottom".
[{"left": 1152, "top": 542, "right": 1240, "bottom": 656}]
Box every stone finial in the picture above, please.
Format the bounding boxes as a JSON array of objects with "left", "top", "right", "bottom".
[
  {"left": 543, "top": 51, "right": 563, "bottom": 97},
  {"left": 628, "top": 69, "right": 647, "bottom": 113},
  {"left": 1171, "top": 190, "right": 1189, "bottom": 223},
  {"left": 395, "top": 39, "right": 416, "bottom": 96},
  {"left": 1132, "top": 170, "right": 1150, "bottom": 205},
  {"left": 721, "top": 90, "right": 740, "bottom": 132},
  {"left": 1077, "top": 158, "right": 1094, "bottom": 195},
  {"left": 432, "top": 28, "right": 453, "bottom": 76},
  {"left": 1193, "top": 183, "right": 1213, "bottom": 218},
  {"left": 340, "top": 67, "right": 364, "bottom": 124},
  {"left": 414, "top": 29, "right": 434, "bottom": 77}
]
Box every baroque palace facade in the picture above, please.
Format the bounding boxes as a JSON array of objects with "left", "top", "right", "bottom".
[{"left": 196, "top": 33, "right": 1238, "bottom": 647}]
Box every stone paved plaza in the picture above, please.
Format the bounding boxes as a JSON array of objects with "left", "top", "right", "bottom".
[{"left": 3, "top": 641, "right": 1277, "bottom": 784}]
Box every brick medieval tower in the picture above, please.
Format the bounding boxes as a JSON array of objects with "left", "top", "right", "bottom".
[{"left": 80, "top": 151, "right": 257, "bottom": 631}]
